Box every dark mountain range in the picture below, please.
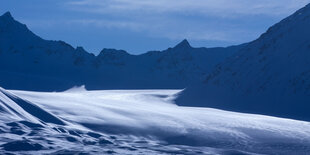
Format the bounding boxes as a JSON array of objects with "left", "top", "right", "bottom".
[{"left": 0, "top": 12, "right": 239, "bottom": 91}]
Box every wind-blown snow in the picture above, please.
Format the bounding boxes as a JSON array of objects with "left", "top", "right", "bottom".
[{"left": 0, "top": 87, "right": 309, "bottom": 154}]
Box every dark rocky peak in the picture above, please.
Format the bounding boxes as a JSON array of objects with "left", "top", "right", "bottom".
[
  {"left": 98, "top": 48, "right": 130, "bottom": 58},
  {"left": 75, "top": 46, "right": 87, "bottom": 53},
  {"left": 173, "top": 39, "right": 192, "bottom": 50},
  {"left": 0, "top": 12, "right": 14, "bottom": 20}
]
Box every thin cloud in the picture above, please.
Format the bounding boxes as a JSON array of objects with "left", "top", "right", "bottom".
[
  {"left": 66, "top": 0, "right": 310, "bottom": 17},
  {"left": 68, "top": 19, "right": 144, "bottom": 31},
  {"left": 60, "top": 0, "right": 310, "bottom": 44}
]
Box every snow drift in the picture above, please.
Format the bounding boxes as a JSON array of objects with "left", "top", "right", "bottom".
[
  {"left": 0, "top": 87, "right": 310, "bottom": 154},
  {"left": 0, "top": 87, "right": 64, "bottom": 125}
]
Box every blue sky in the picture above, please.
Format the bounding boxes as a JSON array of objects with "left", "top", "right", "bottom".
[{"left": 1, "top": 0, "right": 309, "bottom": 54}]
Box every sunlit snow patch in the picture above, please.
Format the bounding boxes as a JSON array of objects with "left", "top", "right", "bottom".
[{"left": 0, "top": 87, "right": 309, "bottom": 154}]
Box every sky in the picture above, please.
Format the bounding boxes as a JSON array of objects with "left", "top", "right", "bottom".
[{"left": 1, "top": 0, "right": 310, "bottom": 54}]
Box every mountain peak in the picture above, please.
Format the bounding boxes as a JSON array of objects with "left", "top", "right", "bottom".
[
  {"left": 174, "top": 39, "right": 192, "bottom": 49},
  {"left": 76, "top": 46, "right": 87, "bottom": 52},
  {"left": 1, "top": 11, "right": 14, "bottom": 20},
  {"left": 98, "top": 48, "right": 130, "bottom": 57}
]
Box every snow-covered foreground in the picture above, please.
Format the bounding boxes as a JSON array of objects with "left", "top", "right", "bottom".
[{"left": 0, "top": 87, "right": 310, "bottom": 154}]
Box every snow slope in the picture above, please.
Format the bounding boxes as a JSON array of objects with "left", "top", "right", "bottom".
[
  {"left": 0, "top": 87, "right": 310, "bottom": 154},
  {"left": 0, "top": 12, "right": 239, "bottom": 91},
  {"left": 176, "top": 3, "right": 310, "bottom": 121}
]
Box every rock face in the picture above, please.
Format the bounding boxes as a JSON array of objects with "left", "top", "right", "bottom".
[
  {"left": 0, "top": 12, "right": 238, "bottom": 91},
  {"left": 176, "top": 4, "right": 310, "bottom": 121}
]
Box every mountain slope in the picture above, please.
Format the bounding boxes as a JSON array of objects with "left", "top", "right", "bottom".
[
  {"left": 0, "top": 12, "right": 95, "bottom": 91},
  {"left": 90, "top": 40, "right": 241, "bottom": 89},
  {"left": 176, "top": 3, "right": 310, "bottom": 121},
  {"left": 0, "top": 12, "right": 238, "bottom": 91}
]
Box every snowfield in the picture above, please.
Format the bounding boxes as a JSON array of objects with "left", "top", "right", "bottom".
[{"left": 0, "top": 87, "right": 310, "bottom": 154}]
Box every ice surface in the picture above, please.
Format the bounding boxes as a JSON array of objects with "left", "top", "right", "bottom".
[{"left": 0, "top": 87, "right": 309, "bottom": 154}]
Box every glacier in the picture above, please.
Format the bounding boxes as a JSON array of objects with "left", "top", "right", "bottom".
[
  {"left": 1, "top": 2, "right": 310, "bottom": 154},
  {"left": 0, "top": 87, "right": 309, "bottom": 154}
]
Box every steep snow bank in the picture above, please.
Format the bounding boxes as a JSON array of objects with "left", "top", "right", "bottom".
[{"left": 0, "top": 87, "right": 64, "bottom": 125}]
